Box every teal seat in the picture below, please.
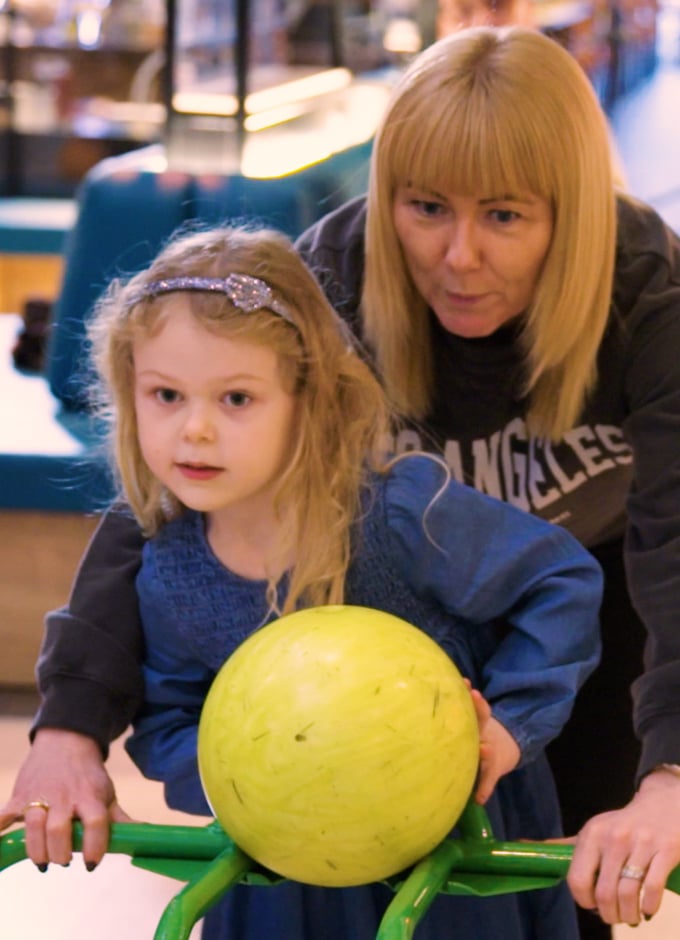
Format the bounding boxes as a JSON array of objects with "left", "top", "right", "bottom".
[
  {"left": 46, "top": 157, "right": 193, "bottom": 411},
  {"left": 189, "top": 139, "right": 373, "bottom": 235}
]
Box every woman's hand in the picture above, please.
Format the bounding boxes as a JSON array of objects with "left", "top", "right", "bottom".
[
  {"left": 0, "top": 729, "right": 133, "bottom": 869},
  {"left": 466, "top": 683, "right": 521, "bottom": 804},
  {"left": 567, "top": 767, "right": 680, "bottom": 926}
]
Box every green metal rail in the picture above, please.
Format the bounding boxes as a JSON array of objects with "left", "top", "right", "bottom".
[{"left": 2, "top": 801, "right": 679, "bottom": 940}]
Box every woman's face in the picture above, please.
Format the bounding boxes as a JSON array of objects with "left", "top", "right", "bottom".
[{"left": 392, "top": 185, "right": 553, "bottom": 338}]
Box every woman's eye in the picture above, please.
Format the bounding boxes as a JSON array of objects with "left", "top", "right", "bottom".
[
  {"left": 155, "top": 388, "right": 180, "bottom": 404},
  {"left": 489, "top": 208, "right": 520, "bottom": 224},
  {"left": 413, "top": 199, "right": 445, "bottom": 217},
  {"left": 225, "top": 391, "right": 251, "bottom": 408}
]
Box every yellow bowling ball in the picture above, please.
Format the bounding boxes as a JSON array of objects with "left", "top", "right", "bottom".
[{"left": 198, "top": 605, "right": 479, "bottom": 887}]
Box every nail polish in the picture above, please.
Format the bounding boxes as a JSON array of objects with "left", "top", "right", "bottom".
[{"left": 85, "top": 860, "right": 97, "bottom": 872}]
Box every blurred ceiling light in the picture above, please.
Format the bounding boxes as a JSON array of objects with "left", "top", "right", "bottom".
[
  {"left": 173, "top": 68, "right": 352, "bottom": 118},
  {"left": 383, "top": 18, "right": 422, "bottom": 54}
]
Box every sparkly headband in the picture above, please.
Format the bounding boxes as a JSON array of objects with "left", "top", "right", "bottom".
[{"left": 127, "top": 273, "right": 295, "bottom": 327}]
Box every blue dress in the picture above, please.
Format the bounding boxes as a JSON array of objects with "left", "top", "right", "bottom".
[{"left": 127, "top": 455, "right": 602, "bottom": 940}]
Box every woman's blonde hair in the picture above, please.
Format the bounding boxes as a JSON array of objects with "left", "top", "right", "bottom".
[
  {"left": 88, "top": 225, "right": 391, "bottom": 613},
  {"left": 363, "top": 26, "right": 617, "bottom": 439}
]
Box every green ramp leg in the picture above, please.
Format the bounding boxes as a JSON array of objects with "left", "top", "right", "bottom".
[
  {"left": 376, "top": 840, "right": 466, "bottom": 940},
  {"left": 455, "top": 801, "right": 495, "bottom": 842},
  {"left": 154, "top": 842, "right": 252, "bottom": 940}
]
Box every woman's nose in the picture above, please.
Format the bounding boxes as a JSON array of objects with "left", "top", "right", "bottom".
[{"left": 444, "top": 222, "right": 482, "bottom": 271}]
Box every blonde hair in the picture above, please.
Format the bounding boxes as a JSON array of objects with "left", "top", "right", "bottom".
[
  {"left": 88, "top": 226, "right": 391, "bottom": 613},
  {"left": 363, "top": 26, "right": 617, "bottom": 440}
]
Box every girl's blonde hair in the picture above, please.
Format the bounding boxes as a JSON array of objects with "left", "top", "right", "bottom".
[
  {"left": 363, "top": 26, "right": 617, "bottom": 440},
  {"left": 88, "top": 225, "right": 391, "bottom": 613}
]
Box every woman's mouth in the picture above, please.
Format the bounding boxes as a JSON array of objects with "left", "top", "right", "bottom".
[{"left": 445, "top": 291, "right": 487, "bottom": 306}]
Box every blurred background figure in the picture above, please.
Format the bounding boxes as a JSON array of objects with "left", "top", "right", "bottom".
[{"left": 438, "top": 0, "right": 537, "bottom": 31}]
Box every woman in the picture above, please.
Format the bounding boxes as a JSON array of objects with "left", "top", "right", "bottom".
[{"left": 2, "top": 26, "right": 680, "bottom": 936}]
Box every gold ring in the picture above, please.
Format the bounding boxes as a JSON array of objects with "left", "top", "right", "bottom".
[
  {"left": 23, "top": 798, "right": 50, "bottom": 814},
  {"left": 620, "top": 864, "right": 646, "bottom": 881}
]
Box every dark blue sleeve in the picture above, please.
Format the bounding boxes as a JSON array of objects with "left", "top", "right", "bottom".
[
  {"left": 384, "top": 456, "right": 603, "bottom": 765},
  {"left": 124, "top": 543, "right": 214, "bottom": 817}
]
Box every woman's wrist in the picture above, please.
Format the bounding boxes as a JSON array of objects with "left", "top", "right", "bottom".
[
  {"left": 639, "top": 763, "right": 680, "bottom": 792},
  {"left": 656, "top": 763, "right": 680, "bottom": 779}
]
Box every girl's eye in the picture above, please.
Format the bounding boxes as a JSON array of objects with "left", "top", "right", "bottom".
[
  {"left": 224, "top": 391, "right": 251, "bottom": 408},
  {"left": 155, "top": 388, "right": 180, "bottom": 404}
]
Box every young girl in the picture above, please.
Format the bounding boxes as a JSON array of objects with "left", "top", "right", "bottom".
[{"left": 88, "top": 224, "right": 602, "bottom": 939}]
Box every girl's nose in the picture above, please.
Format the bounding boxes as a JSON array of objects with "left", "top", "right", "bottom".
[
  {"left": 182, "top": 403, "right": 216, "bottom": 442},
  {"left": 444, "top": 221, "right": 482, "bottom": 271}
]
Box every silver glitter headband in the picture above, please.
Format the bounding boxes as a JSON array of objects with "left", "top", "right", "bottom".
[{"left": 128, "top": 273, "right": 295, "bottom": 327}]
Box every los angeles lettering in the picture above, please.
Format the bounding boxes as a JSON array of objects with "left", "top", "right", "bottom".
[{"left": 391, "top": 420, "right": 632, "bottom": 512}]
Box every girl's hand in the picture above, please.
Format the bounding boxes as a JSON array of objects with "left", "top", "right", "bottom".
[{"left": 465, "top": 681, "right": 521, "bottom": 804}]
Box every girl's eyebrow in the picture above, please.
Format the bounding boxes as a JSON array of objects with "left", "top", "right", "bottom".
[{"left": 136, "top": 369, "right": 268, "bottom": 383}]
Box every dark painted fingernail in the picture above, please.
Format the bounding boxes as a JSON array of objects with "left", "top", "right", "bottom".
[
  {"left": 85, "top": 860, "right": 97, "bottom": 872},
  {"left": 644, "top": 914, "right": 653, "bottom": 922},
  {"left": 37, "top": 863, "right": 48, "bottom": 873},
  {"left": 61, "top": 862, "right": 70, "bottom": 868}
]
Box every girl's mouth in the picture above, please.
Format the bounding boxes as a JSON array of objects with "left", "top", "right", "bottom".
[{"left": 177, "top": 463, "right": 222, "bottom": 481}]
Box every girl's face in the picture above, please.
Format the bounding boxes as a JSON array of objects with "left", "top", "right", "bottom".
[
  {"left": 133, "top": 298, "right": 298, "bottom": 527},
  {"left": 392, "top": 185, "right": 553, "bottom": 338}
]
